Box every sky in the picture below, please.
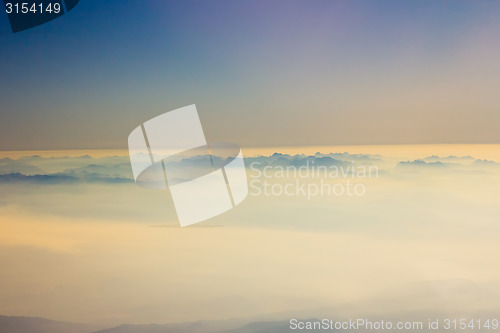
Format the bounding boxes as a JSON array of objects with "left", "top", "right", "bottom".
[
  {"left": 2, "top": 2, "right": 500, "bottom": 327},
  {"left": 1, "top": 0, "right": 500, "bottom": 150}
]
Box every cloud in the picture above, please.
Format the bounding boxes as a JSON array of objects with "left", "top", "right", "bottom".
[
  {"left": 397, "top": 160, "right": 449, "bottom": 168},
  {"left": 0, "top": 172, "right": 132, "bottom": 184},
  {"left": 0, "top": 173, "right": 80, "bottom": 184},
  {"left": 1, "top": 148, "right": 500, "bottom": 326},
  {"left": 0, "top": 158, "right": 44, "bottom": 175},
  {"left": 473, "top": 159, "right": 499, "bottom": 166},
  {"left": 11, "top": 155, "right": 132, "bottom": 174},
  {"left": 314, "top": 152, "right": 383, "bottom": 162},
  {"left": 0, "top": 155, "right": 134, "bottom": 184},
  {"left": 0, "top": 154, "right": 376, "bottom": 184},
  {"left": 245, "top": 153, "right": 353, "bottom": 168},
  {"left": 2, "top": 152, "right": 497, "bottom": 185},
  {"left": 0, "top": 315, "right": 98, "bottom": 333},
  {"left": 424, "top": 155, "right": 475, "bottom": 162},
  {"left": 61, "top": 164, "right": 134, "bottom": 180}
]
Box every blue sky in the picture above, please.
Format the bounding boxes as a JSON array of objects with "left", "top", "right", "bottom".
[{"left": 1, "top": 0, "right": 500, "bottom": 149}]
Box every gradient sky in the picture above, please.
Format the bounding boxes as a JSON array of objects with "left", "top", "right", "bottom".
[{"left": 1, "top": 0, "right": 500, "bottom": 150}]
